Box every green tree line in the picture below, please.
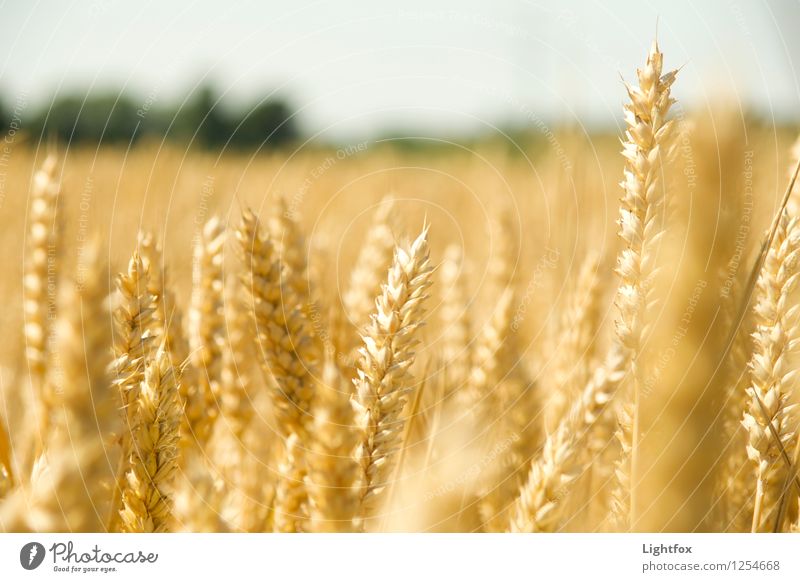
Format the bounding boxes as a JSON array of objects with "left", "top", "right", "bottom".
[{"left": 0, "top": 84, "right": 299, "bottom": 149}]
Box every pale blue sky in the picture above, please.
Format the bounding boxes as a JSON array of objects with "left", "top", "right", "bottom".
[{"left": 1, "top": 0, "right": 799, "bottom": 139}]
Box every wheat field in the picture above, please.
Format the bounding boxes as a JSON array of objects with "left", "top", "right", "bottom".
[{"left": 0, "top": 41, "right": 799, "bottom": 533}]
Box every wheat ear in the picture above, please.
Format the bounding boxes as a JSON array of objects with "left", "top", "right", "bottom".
[
  {"left": 343, "top": 197, "right": 396, "bottom": 356},
  {"left": 237, "top": 208, "right": 318, "bottom": 531},
  {"left": 138, "top": 232, "right": 191, "bottom": 373},
  {"left": 509, "top": 347, "right": 626, "bottom": 532},
  {"left": 610, "top": 40, "right": 678, "bottom": 531},
  {"left": 219, "top": 275, "right": 256, "bottom": 443},
  {"left": 23, "top": 154, "right": 60, "bottom": 441},
  {"left": 119, "top": 343, "right": 181, "bottom": 532},
  {"left": 354, "top": 224, "right": 434, "bottom": 517},
  {"left": 714, "top": 276, "right": 756, "bottom": 531},
  {"left": 236, "top": 208, "right": 317, "bottom": 437},
  {"left": 108, "top": 251, "right": 158, "bottom": 528},
  {"left": 439, "top": 244, "right": 472, "bottom": 395},
  {"left": 307, "top": 358, "right": 360, "bottom": 532},
  {"left": 272, "top": 433, "right": 307, "bottom": 532},
  {"left": 549, "top": 251, "right": 602, "bottom": 430},
  {"left": 18, "top": 249, "right": 117, "bottom": 531},
  {"left": 743, "top": 210, "right": 800, "bottom": 532},
  {"left": 186, "top": 216, "right": 227, "bottom": 446},
  {"left": 270, "top": 194, "right": 312, "bottom": 308}
]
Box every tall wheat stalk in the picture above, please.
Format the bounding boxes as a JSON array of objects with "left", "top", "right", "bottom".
[
  {"left": 439, "top": 244, "right": 472, "bottom": 395},
  {"left": 743, "top": 210, "right": 800, "bottom": 532},
  {"left": 187, "top": 216, "right": 227, "bottom": 446},
  {"left": 343, "top": 197, "right": 396, "bottom": 358},
  {"left": 354, "top": 225, "right": 434, "bottom": 517},
  {"left": 138, "top": 232, "right": 191, "bottom": 375},
  {"left": 272, "top": 433, "right": 307, "bottom": 532},
  {"left": 119, "top": 343, "right": 181, "bottom": 532},
  {"left": 23, "top": 155, "right": 61, "bottom": 443},
  {"left": 236, "top": 208, "right": 317, "bottom": 438},
  {"left": 549, "top": 252, "right": 602, "bottom": 430},
  {"left": 108, "top": 252, "right": 158, "bottom": 528},
  {"left": 509, "top": 347, "right": 626, "bottom": 532},
  {"left": 611, "top": 40, "right": 678, "bottom": 531},
  {"left": 8, "top": 250, "right": 118, "bottom": 531},
  {"left": 307, "top": 359, "right": 361, "bottom": 532}
]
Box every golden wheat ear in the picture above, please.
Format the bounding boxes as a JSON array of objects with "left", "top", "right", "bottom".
[
  {"left": 24, "top": 155, "right": 61, "bottom": 449},
  {"left": 343, "top": 196, "right": 397, "bottom": 356},
  {"left": 138, "top": 231, "right": 192, "bottom": 382},
  {"left": 186, "top": 216, "right": 227, "bottom": 447},
  {"left": 610, "top": 39, "right": 679, "bottom": 532},
  {"left": 8, "top": 246, "right": 118, "bottom": 532},
  {"left": 353, "top": 223, "right": 434, "bottom": 522},
  {"left": 306, "top": 358, "right": 360, "bottom": 532},
  {"left": 118, "top": 341, "right": 182, "bottom": 532},
  {"left": 236, "top": 207, "right": 317, "bottom": 439},
  {"left": 509, "top": 346, "right": 626, "bottom": 533},
  {"left": 742, "top": 210, "right": 800, "bottom": 532},
  {"left": 439, "top": 244, "right": 472, "bottom": 397},
  {"left": 107, "top": 250, "right": 158, "bottom": 529}
]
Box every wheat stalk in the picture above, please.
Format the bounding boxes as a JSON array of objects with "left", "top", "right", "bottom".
[
  {"left": 138, "top": 232, "right": 191, "bottom": 373},
  {"left": 454, "top": 273, "right": 535, "bottom": 531},
  {"left": 714, "top": 276, "right": 756, "bottom": 531},
  {"left": 236, "top": 208, "right": 317, "bottom": 438},
  {"left": 610, "top": 40, "right": 678, "bottom": 531},
  {"left": 354, "top": 224, "right": 434, "bottom": 517},
  {"left": 272, "top": 433, "right": 308, "bottom": 532},
  {"left": 119, "top": 343, "right": 181, "bottom": 532},
  {"left": 23, "top": 154, "right": 61, "bottom": 442},
  {"left": 343, "top": 197, "right": 396, "bottom": 356},
  {"left": 509, "top": 346, "right": 626, "bottom": 532},
  {"left": 186, "top": 216, "right": 227, "bottom": 446},
  {"left": 271, "top": 194, "right": 312, "bottom": 309},
  {"left": 218, "top": 275, "right": 256, "bottom": 443},
  {"left": 112, "top": 253, "right": 158, "bottom": 426},
  {"left": 439, "top": 244, "right": 472, "bottom": 395},
  {"left": 12, "top": 249, "right": 118, "bottom": 531},
  {"left": 307, "top": 359, "right": 360, "bottom": 532},
  {"left": 108, "top": 251, "right": 158, "bottom": 528},
  {"left": 549, "top": 252, "right": 602, "bottom": 430},
  {"left": 742, "top": 210, "right": 800, "bottom": 532}
]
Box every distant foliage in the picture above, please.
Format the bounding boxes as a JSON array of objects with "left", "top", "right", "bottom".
[{"left": 23, "top": 84, "right": 298, "bottom": 149}]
